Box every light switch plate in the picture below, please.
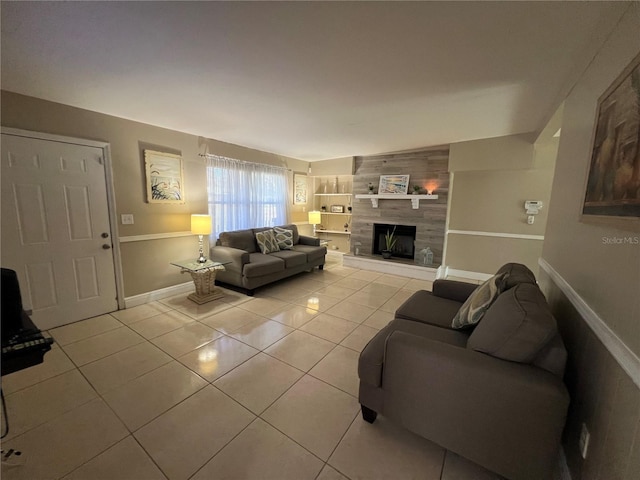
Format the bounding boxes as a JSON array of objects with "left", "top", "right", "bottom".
[{"left": 121, "top": 214, "right": 134, "bottom": 225}]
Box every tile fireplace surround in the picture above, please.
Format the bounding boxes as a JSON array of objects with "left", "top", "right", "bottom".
[{"left": 350, "top": 147, "right": 450, "bottom": 265}]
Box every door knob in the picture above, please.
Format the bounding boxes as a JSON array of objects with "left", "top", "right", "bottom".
[
  {"left": 102, "top": 244, "right": 111, "bottom": 250},
  {"left": 101, "top": 232, "right": 109, "bottom": 238}
]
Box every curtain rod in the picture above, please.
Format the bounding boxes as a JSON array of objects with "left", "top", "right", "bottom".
[{"left": 199, "top": 153, "right": 291, "bottom": 171}]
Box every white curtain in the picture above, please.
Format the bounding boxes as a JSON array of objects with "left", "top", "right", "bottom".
[{"left": 205, "top": 155, "right": 290, "bottom": 241}]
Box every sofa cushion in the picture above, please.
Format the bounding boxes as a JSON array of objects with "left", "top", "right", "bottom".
[
  {"left": 274, "top": 227, "right": 294, "bottom": 250},
  {"left": 496, "top": 262, "right": 537, "bottom": 290},
  {"left": 467, "top": 283, "right": 557, "bottom": 364},
  {"left": 243, "top": 253, "right": 285, "bottom": 278},
  {"left": 255, "top": 229, "right": 280, "bottom": 254},
  {"left": 395, "top": 290, "right": 463, "bottom": 329},
  {"left": 270, "top": 250, "right": 307, "bottom": 268},
  {"left": 451, "top": 273, "right": 507, "bottom": 329},
  {"left": 291, "top": 244, "right": 326, "bottom": 262},
  {"left": 219, "top": 229, "right": 257, "bottom": 253}
]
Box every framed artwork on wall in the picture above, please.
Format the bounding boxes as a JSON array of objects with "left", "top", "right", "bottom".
[
  {"left": 378, "top": 175, "right": 410, "bottom": 195},
  {"left": 293, "top": 172, "right": 308, "bottom": 205},
  {"left": 582, "top": 52, "right": 640, "bottom": 228},
  {"left": 144, "top": 150, "right": 185, "bottom": 203}
]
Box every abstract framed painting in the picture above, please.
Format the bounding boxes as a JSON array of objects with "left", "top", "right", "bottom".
[
  {"left": 582, "top": 52, "right": 640, "bottom": 229},
  {"left": 144, "top": 150, "right": 185, "bottom": 204},
  {"left": 293, "top": 172, "right": 308, "bottom": 205}
]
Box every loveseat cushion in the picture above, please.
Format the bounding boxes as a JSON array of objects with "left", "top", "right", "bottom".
[
  {"left": 219, "top": 229, "right": 257, "bottom": 253},
  {"left": 243, "top": 253, "right": 285, "bottom": 278},
  {"left": 451, "top": 273, "right": 507, "bottom": 329},
  {"left": 270, "top": 250, "right": 307, "bottom": 268},
  {"left": 291, "top": 244, "right": 326, "bottom": 262},
  {"left": 395, "top": 290, "right": 463, "bottom": 329},
  {"left": 467, "top": 283, "right": 557, "bottom": 364},
  {"left": 359, "top": 318, "right": 469, "bottom": 388},
  {"left": 496, "top": 262, "right": 537, "bottom": 290},
  {"left": 255, "top": 229, "right": 280, "bottom": 254}
]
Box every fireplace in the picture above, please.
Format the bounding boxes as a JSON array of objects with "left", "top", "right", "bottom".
[{"left": 372, "top": 224, "right": 416, "bottom": 259}]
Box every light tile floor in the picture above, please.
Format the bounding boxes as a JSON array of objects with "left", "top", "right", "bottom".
[{"left": 1, "top": 258, "right": 509, "bottom": 480}]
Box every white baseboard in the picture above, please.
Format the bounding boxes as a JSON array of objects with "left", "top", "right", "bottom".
[
  {"left": 343, "top": 255, "right": 438, "bottom": 281},
  {"left": 444, "top": 267, "right": 493, "bottom": 282},
  {"left": 124, "top": 281, "right": 194, "bottom": 308}
]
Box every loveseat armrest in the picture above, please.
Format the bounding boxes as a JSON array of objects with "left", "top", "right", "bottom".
[
  {"left": 210, "top": 246, "right": 250, "bottom": 274},
  {"left": 431, "top": 279, "right": 478, "bottom": 303},
  {"left": 298, "top": 235, "right": 320, "bottom": 246},
  {"left": 381, "top": 331, "right": 569, "bottom": 480}
]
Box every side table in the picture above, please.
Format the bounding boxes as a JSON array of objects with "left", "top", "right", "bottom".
[{"left": 170, "top": 259, "right": 230, "bottom": 304}]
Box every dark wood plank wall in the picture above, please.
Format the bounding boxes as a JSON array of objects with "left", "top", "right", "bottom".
[{"left": 351, "top": 147, "right": 450, "bottom": 265}]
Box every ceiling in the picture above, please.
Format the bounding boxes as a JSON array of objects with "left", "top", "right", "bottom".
[{"left": 0, "top": 1, "right": 626, "bottom": 161}]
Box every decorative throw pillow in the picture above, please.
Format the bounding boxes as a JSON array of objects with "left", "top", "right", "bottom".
[
  {"left": 255, "top": 229, "right": 280, "bottom": 254},
  {"left": 451, "top": 272, "right": 507, "bottom": 329},
  {"left": 274, "top": 227, "right": 294, "bottom": 250}
]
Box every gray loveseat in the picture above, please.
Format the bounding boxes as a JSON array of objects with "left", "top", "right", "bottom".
[
  {"left": 210, "top": 224, "right": 326, "bottom": 295},
  {"left": 358, "top": 263, "right": 570, "bottom": 480}
]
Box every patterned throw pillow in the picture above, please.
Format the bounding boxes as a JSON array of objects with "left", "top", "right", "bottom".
[
  {"left": 273, "top": 227, "right": 294, "bottom": 250},
  {"left": 451, "top": 272, "right": 507, "bottom": 329},
  {"left": 255, "top": 229, "right": 280, "bottom": 254}
]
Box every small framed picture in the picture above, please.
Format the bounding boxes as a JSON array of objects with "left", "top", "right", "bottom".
[
  {"left": 293, "top": 172, "right": 308, "bottom": 205},
  {"left": 330, "top": 205, "right": 344, "bottom": 213},
  {"left": 379, "top": 175, "right": 410, "bottom": 195}
]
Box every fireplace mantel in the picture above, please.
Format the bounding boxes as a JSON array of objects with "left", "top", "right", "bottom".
[{"left": 355, "top": 194, "right": 439, "bottom": 209}]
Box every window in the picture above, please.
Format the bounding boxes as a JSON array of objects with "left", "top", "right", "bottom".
[{"left": 205, "top": 155, "right": 290, "bottom": 240}]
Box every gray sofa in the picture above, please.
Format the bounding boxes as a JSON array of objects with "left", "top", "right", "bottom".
[
  {"left": 358, "top": 263, "right": 570, "bottom": 480},
  {"left": 210, "top": 224, "right": 326, "bottom": 295}
]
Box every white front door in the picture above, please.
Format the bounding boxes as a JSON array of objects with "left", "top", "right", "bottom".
[{"left": 1, "top": 133, "right": 118, "bottom": 330}]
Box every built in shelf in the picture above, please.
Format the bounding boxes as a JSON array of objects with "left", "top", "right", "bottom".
[
  {"left": 314, "top": 193, "right": 352, "bottom": 196},
  {"left": 355, "top": 194, "right": 438, "bottom": 209},
  {"left": 319, "top": 212, "right": 352, "bottom": 216}
]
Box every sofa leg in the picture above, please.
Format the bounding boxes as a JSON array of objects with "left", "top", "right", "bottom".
[
  {"left": 318, "top": 264, "right": 324, "bottom": 270},
  {"left": 361, "top": 405, "right": 377, "bottom": 424}
]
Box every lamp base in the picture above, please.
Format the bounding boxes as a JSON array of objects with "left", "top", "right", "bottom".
[{"left": 197, "top": 235, "right": 207, "bottom": 263}]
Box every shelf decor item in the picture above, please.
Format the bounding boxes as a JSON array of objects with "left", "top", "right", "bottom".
[
  {"left": 412, "top": 185, "right": 421, "bottom": 195},
  {"left": 379, "top": 175, "right": 410, "bottom": 195},
  {"left": 368, "top": 183, "right": 375, "bottom": 194},
  {"left": 144, "top": 150, "right": 185, "bottom": 203},
  {"left": 331, "top": 205, "right": 344, "bottom": 213}
]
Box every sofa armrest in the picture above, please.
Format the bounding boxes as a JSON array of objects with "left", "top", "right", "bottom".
[
  {"left": 431, "top": 279, "right": 478, "bottom": 303},
  {"left": 381, "top": 331, "right": 569, "bottom": 480},
  {"left": 210, "top": 246, "right": 250, "bottom": 274},
  {"left": 298, "top": 235, "right": 320, "bottom": 246}
]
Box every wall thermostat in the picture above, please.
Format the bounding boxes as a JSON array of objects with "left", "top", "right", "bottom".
[{"left": 524, "top": 201, "right": 543, "bottom": 215}]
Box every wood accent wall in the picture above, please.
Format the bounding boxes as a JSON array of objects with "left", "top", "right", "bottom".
[{"left": 351, "top": 147, "right": 450, "bottom": 265}]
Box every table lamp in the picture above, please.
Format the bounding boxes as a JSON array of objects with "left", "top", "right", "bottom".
[
  {"left": 308, "top": 211, "right": 321, "bottom": 236},
  {"left": 191, "top": 214, "right": 212, "bottom": 263}
]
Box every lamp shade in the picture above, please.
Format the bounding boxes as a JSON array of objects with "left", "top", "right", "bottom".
[
  {"left": 308, "top": 211, "right": 322, "bottom": 225},
  {"left": 191, "top": 214, "right": 212, "bottom": 235}
]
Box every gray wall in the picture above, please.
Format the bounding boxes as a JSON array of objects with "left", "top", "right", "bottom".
[{"left": 540, "top": 4, "right": 640, "bottom": 479}]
